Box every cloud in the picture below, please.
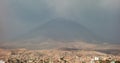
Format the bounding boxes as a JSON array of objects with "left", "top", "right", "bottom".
[
  {"left": 3, "top": 0, "right": 54, "bottom": 40},
  {"left": 9, "top": 0, "right": 120, "bottom": 20},
  {"left": 100, "top": 0, "right": 120, "bottom": 11},
  {"left": 0, "top": 0, "right": 9, "bottom": 41},
  {"left": 0, "top": 0, "right": 120, "bottom": 43},
  {"left": 10, "top": 0, "right": 55, "bottom": 22}
]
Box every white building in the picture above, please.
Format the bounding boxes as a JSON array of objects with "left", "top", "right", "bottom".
[
  {"left": 94, "top": 57, "right": 99, "bottom": 60},
  {"left": 111, "top": 61, "right": 115, "bottom": 63},
  {"left": 0, "top": 60, "right": 5, "bottom": 63}
]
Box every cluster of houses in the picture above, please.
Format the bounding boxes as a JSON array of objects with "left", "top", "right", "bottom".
[
  {"left": 0, "top": 56, "right": 119, "bottom": 63},
  {"left": 0, "top": 49, "right": 120, "bottom": 63}
]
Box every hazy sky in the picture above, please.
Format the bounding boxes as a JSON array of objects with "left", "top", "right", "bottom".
[{"left": 0, "top": 0, "right": 120, "bottom": 43}]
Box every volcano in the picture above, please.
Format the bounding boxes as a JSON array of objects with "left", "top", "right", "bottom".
[{"left": 18, "top": 18, "right": 102, "bottom": 42}]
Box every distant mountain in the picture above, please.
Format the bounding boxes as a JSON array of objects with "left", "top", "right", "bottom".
[{"left": 17, "top": 18, "right": 103, "bottom": 43}]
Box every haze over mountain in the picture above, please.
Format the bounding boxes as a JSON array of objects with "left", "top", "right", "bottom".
[
  {"left": 14, "top": 18, "right": 104, "bottom": 43},
  {"left": 0, "top": 0, "right": 120, "bottom": 49}
]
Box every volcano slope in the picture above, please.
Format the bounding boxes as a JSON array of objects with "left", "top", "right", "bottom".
[{"left": 2, "top": 18, "right": 106, "bottom": 49}]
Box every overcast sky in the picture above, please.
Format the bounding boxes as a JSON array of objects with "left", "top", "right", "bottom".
[{"left": 0, "top": 0, "right": 120, "bottom": 43}]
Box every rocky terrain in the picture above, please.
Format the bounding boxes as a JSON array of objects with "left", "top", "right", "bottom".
[{"left": 0, "top": 48, "right": 120, "bottom": 63}]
